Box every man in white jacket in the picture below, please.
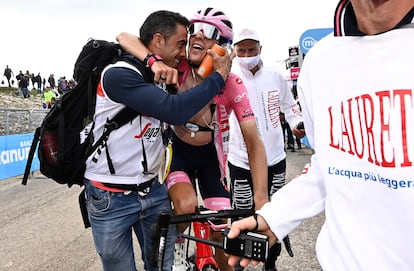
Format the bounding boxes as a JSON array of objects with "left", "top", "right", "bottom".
[
  {"left": 228, "top": 28, "right": 304, "bottom": 271},
  {"left": 227, "top": 0, "right": 414, "bottom": 270}
]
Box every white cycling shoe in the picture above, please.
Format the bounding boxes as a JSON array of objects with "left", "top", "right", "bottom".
[{"left": 172, "top": 240, "right": 191, "bottom": 271}]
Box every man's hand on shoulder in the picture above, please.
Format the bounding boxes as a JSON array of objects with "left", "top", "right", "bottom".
[{"left": 151, "top": 61, "right": 178, "bottom": 86}]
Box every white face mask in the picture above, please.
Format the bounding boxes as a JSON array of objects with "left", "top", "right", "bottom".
[{"left": 236, "top": 55, "right": 261, "bottom": 70}]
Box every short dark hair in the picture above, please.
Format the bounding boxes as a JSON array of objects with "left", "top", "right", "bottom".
[{"left": 140, "top": 10, "right": 189, "bottom": 46}]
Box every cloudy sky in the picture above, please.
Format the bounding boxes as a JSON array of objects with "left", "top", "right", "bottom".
[{"left": 0, "top": 0, "right": 338, "bottom": 81}]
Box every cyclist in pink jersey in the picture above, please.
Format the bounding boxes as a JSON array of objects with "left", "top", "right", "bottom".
[{"left": 117, "top": 7, "right": 267, "bottom": 271}]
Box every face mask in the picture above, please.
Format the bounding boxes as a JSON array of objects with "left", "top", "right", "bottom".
[{"left": 236, "top": 55, "right": 260, "bottom": 70}]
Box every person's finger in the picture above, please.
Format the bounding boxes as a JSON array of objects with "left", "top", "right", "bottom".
[
  {"left": 239, "top": 257, "right": 255, "bottom": 267},
  {"left": 226, "top": 224, "right": 242, "bottom": 239},
  {"left": 207, "top": 48, "right": 219, "bottom": 58},
  {"left": 230, "top": 50, "right": 237, "bottom": 60},
  {"left": 171, "top": 71, "right": 179, "bottom": 87},
  {"left": 151, "top": 62, "right": 179, "bottom": 85},
  {"left": 227, "top": 255, "right": 241, "bottom": 266},
  {"left": 164, "top": 69, "right": 178, "bottom": 85}
]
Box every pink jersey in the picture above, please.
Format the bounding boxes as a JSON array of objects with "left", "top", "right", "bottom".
[{"left": 179, "top": 61, "right": 255, "bottom": 180}]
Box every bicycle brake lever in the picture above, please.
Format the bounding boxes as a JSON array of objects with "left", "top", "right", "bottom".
[
  {"left": 283, "top": 235, "right": 294, "bottom": 257},
  {"left": 207, "top": 219, "right": 228, "bottom": 231}
]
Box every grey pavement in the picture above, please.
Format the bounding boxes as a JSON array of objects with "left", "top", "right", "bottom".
[{"left": 0, "top": 146, "right": 323, "bottom": 271}]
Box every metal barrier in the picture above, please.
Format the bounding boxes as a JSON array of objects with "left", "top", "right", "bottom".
[{"left": 0, "top": 108, "right": 48, "bottom": 135}]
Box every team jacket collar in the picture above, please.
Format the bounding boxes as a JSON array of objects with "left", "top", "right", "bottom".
[{"left": 334, "top": 0, "right": 414, "bottom": 36}]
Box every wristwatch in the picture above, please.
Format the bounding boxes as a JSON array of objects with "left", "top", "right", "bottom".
[{"left": 144, "top": 53, "right": 163, "bottom": 68}]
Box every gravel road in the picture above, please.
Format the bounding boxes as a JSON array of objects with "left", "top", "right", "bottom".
[{"left": 0, "top": 147, "right": 323, "bottom": 271}]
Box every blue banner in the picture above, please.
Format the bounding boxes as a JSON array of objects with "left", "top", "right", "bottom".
[
  {"left": 0, "top": 133, "right": 39, "bottom": 180},
  {"left": 299, "top": 28, "right": 333, "bottom": 55}
]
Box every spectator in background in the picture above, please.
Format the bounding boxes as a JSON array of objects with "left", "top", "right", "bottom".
[
  {"left": 43, "top": 86, "right": 56, "bottom": 109},
  {"left": 279, "top": 112, "right": 295, "bottom": 151},
  {"left": 57, "top": 76, "right": 67, "bottom": 94},
  {"left": 30, "top": 73, "right": 36, "bottom": 89},
  {"left": 3, "top": 65, "right": 14, "bottom": 88},
  {"left": 67, "top": 79, "right": 76, "bottom": 91},
  {"left": 18, "top": 75, "right": 30, "bottom": 98},
  {"left": 35, "top": 73, "right": 42, "bottom": 93},
  {"left": 48, "top": 74, "right": 55, "bottom": 90},
  {"left": 25, "top": 71, "right": 31, "bottom": 88},
  {"left": 291, "top": 84, "right": 298, "bottom": 100},
  {"left": 228, "top": 28, "right": 304, "bottom": 271},
  {"left": 16, "top": 70, "right": 24, "bottom": 82},
  {"left": 15, "top": 71, "right": 25, "bottom": 96}
]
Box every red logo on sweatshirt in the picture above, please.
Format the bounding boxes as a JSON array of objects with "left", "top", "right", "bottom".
[{"left": 328, "top": 89, "right": 412, "bottom": 168}]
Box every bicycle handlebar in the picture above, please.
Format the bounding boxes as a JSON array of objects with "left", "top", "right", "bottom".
[
  {"left": 150, "top": 208, "right": 293, "bottom": 270},
  {"left": 169, "top": 208, "right": 255, "bottom": 224},
  {"left": 149, "top": 208, "right": 254, "bottom": 270}
]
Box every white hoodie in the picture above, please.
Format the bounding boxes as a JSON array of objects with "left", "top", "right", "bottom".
[
  {"left": 228, "top": 61, "right": 302, "bottom": 168},
  {"left": 258, "top": 3, "right": 414, "bottom": 270}
]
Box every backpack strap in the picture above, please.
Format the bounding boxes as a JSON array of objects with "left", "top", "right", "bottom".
[
  {"left": 139, "top": 115, "right": 152, "bottom": 175},
  {"left": 87, "top": 75, "right": 96, "bottom": 121},
  {"left": 86, "top": 106, "right": 139, "bottom": 174},
  {"left": 88, "top": 55, "right": 152, "bottom": 175},
  {"left": 22, "top": 127, "right": 41, "bottom": 185},
  {"left": 104, "top": 136, "right": 115, "bottom": 174}
]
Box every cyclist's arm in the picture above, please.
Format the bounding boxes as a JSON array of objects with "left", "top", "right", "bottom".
[
  {"left": 239, "top": 119, "right": 268, "bottom": 209},
  {"left": 116, "top": 32, "right": 178, "bottom": 85},
  {"left": 226, "top": 73, "right": 268, "bottom": 209}
]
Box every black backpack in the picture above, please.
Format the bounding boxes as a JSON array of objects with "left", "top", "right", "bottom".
[{"left": 22, "top": 39, "right": 152, "bottom": 187}]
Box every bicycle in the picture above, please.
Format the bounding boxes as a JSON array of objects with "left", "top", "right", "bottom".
[
  {"left": 149, "top": 207, "right": 294, "bottom": 271},
  {"left": 177, "top": 206, "right": 250, "bottom": 271},
  {"left": 148, "top": 207, "right": 253, "bottom": 271}
]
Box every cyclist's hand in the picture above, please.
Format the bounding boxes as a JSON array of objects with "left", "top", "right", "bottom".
[{"left": 226, "top": 215, "right": 278, "bottom": 267}]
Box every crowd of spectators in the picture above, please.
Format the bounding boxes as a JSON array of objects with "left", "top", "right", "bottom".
[{"left": 2, "top": 65, "right": 77, "bottom": 107}]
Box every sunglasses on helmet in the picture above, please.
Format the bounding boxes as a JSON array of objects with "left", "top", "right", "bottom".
[{"left": 189, "top": 22, "right": 229, "bottom": 45}]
